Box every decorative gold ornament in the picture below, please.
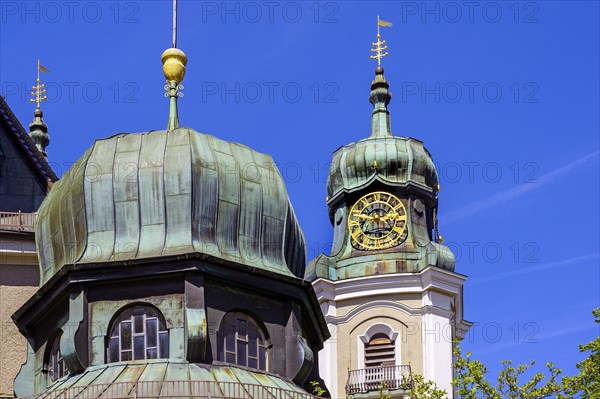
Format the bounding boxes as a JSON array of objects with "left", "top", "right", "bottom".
[
  {"left": 348, "top": 191, "right": 407, "bottom": 250},
  {"left": 161, "top": 47, "right": 188, "bottom": 83},
  {"left": 370, "top": 16, "right": 393, "bottom": 66},
  {"left": 30, "top": 60, "right": 49, "bottom": 109}
]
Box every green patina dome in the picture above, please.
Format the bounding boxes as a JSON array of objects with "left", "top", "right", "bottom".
[
  {"left": 327, "top": 136, "right": 438, "bottom": 204},
  {"left": 36, "top": 128, "right": 306, "bottom": 286},
  {"left": 326, "top": 67, "right": 439, "bottom": 211},
  {"left": 306, "top": 67, "right": 454, "bottom": 281}
]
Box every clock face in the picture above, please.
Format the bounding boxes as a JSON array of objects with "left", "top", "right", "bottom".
[{"left": 348, "top": 191, "right": 408, "bottom": 250}]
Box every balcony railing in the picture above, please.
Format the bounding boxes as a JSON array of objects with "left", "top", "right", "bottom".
[
  {"left": 346, "top": 365, "right": 413, "bottom": 395},
  {"left": 0, "top": 211, "right": 36, "bottom": 231},
  {"left": 23, "top": 380, "right": 322, "bottom": 399}
]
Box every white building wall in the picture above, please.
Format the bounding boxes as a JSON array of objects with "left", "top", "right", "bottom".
[{"left": 313, "top": 267, "right": 471, "bottom": 399}]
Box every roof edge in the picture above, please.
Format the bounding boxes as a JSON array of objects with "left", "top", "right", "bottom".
[{"left": 0, "top": 96, "right": 58, "bottom": 183}]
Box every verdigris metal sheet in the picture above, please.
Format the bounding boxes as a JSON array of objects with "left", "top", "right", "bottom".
[
  {"left": 164, "top": 129, "right": 193, "bottom": 255},
  {"left": 38, "top": 361, "right": 313, "bottom": 398},
  {"left": 239, "top": 180, "right": 262, "bottom": 264},
  {"left": 189, "top": 364, "right": 221, "bottom": 397},
  {"left": 112, "top": 133, "right": 142, "bottom": 261},
  {"left": 212, "top": 366, "right": 252, "bottom": 399},
  {"left": 37, "top": 128, "right": 308, "bottom": 285},
  {"left": 138, "top": 131, "right": 168, "bottom": 258},
  {"left": 327, "top": 136, "right": 438, "bottom": 201},
  {"left": 84, "top": 137, "right": 118, "bottom": 262},
  {"left": 162, "top": 362, "right": 191, "bottom": 397}
]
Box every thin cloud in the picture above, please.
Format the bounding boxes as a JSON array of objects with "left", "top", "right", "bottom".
[
  {"left": 469, "top": 253, "right": 599, "bottom": 286},
  {"left": 474, "top": 323, "right": 596, "bottom": 356},
  {"left": 536, "top": 323, "right": 598, "bottom": 341},
  {"left": 443, "top": 151, "right": 599, "bottom": 225}
]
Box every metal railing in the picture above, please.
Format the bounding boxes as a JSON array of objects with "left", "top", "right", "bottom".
[
  {"left": 24, "top": 380, "right": 322, "bottom": 399},
  {"left": 0, "top": 211, "right": 36, "bottom": 231},
  {"left": 346, "top": 365, "right": 413, "bottom": 395}
]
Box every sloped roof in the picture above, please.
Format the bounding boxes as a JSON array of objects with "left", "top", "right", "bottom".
[
  {"left": 33, "top": 360, "right": 318, "bottom": 399},
  {"left": 0, "top": 96, "right": 57, "bottom": 183}
]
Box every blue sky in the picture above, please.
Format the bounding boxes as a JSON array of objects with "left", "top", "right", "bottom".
[{"left": 1, "top": 0, "right": 599, "bottom": 384}]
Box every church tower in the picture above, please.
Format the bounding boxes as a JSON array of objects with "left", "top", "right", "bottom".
[{"left": 306, "top": 20, "right": 472, "bottom": 399}]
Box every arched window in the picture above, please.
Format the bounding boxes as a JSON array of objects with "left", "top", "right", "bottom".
[
  {"left": 365, "top": 333, "right": 395, "bottom": 368},
  {"left": 107, "top": 305, "right": 169, "bottom": 363},
  {"left": 217, "top": 311, "right": 269, "bottom": 371},
  {"left": 47, "top": 333, "right": 68, "bottom": 384}
]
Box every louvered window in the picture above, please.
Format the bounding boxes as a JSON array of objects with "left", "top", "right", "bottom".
[{"left": 364, "top": 333, "right": 395, "bottom": 367}]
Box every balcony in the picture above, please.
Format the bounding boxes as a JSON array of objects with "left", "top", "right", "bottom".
[
  {"left": 0, "top": 211, "right": 37, "bottom": 232},
  {"left": 346, "top": 365, "right": 413, "bottom": 396}
]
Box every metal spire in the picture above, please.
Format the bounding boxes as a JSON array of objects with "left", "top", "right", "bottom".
[
  {"left": 368, "top": 17, "right": 394, "bottom": 137},
  {"left": 172, "top": 0, "right": 177, "bottom": 48},
  {"left": 29, "top": 60, "right": 50, "bottom": 158}
]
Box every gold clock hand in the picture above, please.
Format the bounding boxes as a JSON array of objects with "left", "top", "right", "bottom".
[{"left": 381, "top": 212, "right": 397, "bottom": 223}]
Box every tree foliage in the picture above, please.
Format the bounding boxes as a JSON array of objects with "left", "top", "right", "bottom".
[
  {"left": 561, "top": 308, "right": 600, "bottom": 399},
  {"left": 409, "top": 371, "right": 448, "bottom": 399},
  {"left": 405, "top": 307, "right": 599, "bottom": 399},
  {"left": 453, "top": 346, "right": 564, "bottom": 399}
]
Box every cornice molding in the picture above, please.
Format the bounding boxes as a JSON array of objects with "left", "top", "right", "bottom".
[{"left": 313, "top": 266, "right": 467, "bottom": 303}]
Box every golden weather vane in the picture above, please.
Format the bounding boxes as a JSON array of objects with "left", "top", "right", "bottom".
[
  {"left": 370, "top": 16, "right": 393, "bottom": 65},
  {"left": 30, "top": 59, "right": 50, "bottom": 109}
]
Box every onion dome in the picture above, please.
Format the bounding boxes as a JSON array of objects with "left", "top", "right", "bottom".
[
  {"left": 35, "top": 128, "right": 306, "bottom": 285},
  {"left": 326, "top": 66, "right": 438, "bottom": 215},
  {"left": 306, "top": 66, "right": 454, "bottom": 282}
]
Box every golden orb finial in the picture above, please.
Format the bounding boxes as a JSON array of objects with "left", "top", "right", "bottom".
[{"left": 161, "top": 47, "right": 188, "bottom": 83}]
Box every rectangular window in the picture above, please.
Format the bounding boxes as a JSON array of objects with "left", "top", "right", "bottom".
[
  {"left": 259, "top": 347, "right": 267, "bottom": 370},
  {"left": 146, "top": 319, "right": 158, "bottom": 347},
  {"left": 134, "top": 315, "right": 144, "bottom": 334},
  {"left": 237, "top": 319, "right": 247, "bottom": 339},
  {"left": 146, "top": 348, "right": 158, "bottom": 359},
  {"left": 159, "top": 332, "right": 169, "bottom": 358},
  {"left": 121, "top": 321, "right": 132, "bottom": 350},
  {"left": 226, "top": 352, "right": 236, "bottom": 364},
  {"left": 237, "top": 340, "right": 247, "bottom": 366},
  {"left": 108, "top": 337, "right": 119, "bottom": 362},
  {"left": 134, "top": 336, "right": 145, "bottom": 360}
]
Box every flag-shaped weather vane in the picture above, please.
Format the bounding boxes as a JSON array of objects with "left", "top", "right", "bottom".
[{"left": 370, "top": 16, "right": 393, "bottom": 66}]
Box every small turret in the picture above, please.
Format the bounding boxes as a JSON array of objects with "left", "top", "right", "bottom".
[
  {"left": 29, "top": 60, "right": 50, "bottom": 158},
  {"left": 29, "top": 108, "right": 49, "bottom": 158}
]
